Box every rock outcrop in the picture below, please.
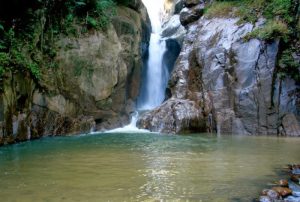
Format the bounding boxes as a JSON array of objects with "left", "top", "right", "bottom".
[
  {"left": 0, "top": 1, "right": 151, "bottom": 145},
  {"left": 138, "top": 0, "right": 300, "bottom": 136}
]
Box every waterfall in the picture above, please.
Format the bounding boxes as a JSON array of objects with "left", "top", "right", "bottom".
[
  {"left": 104, "top": 0, "right": 168, "bottom": 133},
  {"left": 137, "top": 0, "right": 168, "bottom": 110}
]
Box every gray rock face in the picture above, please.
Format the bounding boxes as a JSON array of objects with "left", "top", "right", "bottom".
[
  {"left": 138, "top": 17, "right": 300, "bottom": 136},
  {"left": 281, "top": 114, "right": 300, "bottom": 136},
  {"left": 161, "top": 14, "right": 186, "bottom": 45}
]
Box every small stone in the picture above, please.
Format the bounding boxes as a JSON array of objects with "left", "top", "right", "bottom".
[
  {"left": 278, "top": 179, "right": 289, "bottom": 187},
  {"left": 291, "top": 175, "right": 300, "bottom": 184},
  {"left": 261, "top": 189, "right": 280, "bottom": 200},
  {"left": 268, "top": 190, "right": 280, "bottom": 199},
  {"left": 292, "top": 168, "right": 300, "bottom": 175},
  {"left": 293, "top": 191, "right": 300, "bottom": 197},
  {"left": 284, "top": 195, "right": 300, "bottom": 202},
  {"left": 272, "top": 187, "right": 293, "bottom": 197},
  {"left": 262, "top": 189, "right": 269, "bottom": 195},
  {"left": 259, "top": 196, "right": 272, "bottom": 202}
]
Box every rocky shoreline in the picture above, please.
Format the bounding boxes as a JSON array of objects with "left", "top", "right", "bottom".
[{"left": 258, "top": 165, "right": 300, "bottom": 202}]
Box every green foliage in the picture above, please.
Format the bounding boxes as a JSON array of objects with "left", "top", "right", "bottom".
[
  {"left": 205, "top": 0, "right": 296, "bottom": 42},
  {"left": 87, "top": 16, "right": 98, "bottom": 29},
  {"left": 0, "top": 28, "right": 41, "bottom": 79},
  {"left": 92, "top": 0, "right": 116, "bottom": 29},
  {"left": 0, "top": 52, "right": 10, "bottom": 76},
  {"left": 264, "top": 0, "right": 293, "bottom": 23},
  {"left": 0, "top": 0, "right": 125, "bottom": 80},
  {"left": 244, "top": 20, "right": 290, "bottom": 41},
  {"left": 205, "top": 0, "right": 293, "bottom": 24},
  {"left": 278, "top": 49, "right": 300, "bottom": 82},
  {"left": 204, "top": 1, "right": 236, "bottom": 18}
]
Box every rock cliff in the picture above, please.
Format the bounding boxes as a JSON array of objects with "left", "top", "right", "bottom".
[
  {"left": 0, "top": 0, "right": 151, "bottom": 144},
  {"left": 138, "top": 0, "right": 300, "bottom": 136}
]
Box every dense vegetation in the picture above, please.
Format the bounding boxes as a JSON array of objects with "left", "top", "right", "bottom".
[
  {"left": 205, "top": 0, "right": 299, "bottom": 82},
  {"left": 0, "top": 0, "right": 130, "bottom": 84}
]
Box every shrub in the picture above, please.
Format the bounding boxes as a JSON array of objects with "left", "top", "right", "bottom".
[
  {"left": 245, "top": 20, "right": 289, "bottom": 41},
  {"left": 0, "top": 52, "right": 9, "bottom": 76},
  {"left": 278, "top": 49, "right": 300, "bottom": 82},
  {"left": 264, "top": 0, "right": 293, "bottom": 23},
  {"left": 87, "top": 16, "right": 98, "bottom": 29},
  {"left": 204, "top": 1, "right": 236, "bottom": 18}
]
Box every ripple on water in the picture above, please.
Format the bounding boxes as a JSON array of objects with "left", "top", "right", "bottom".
[{"left": 0, "top": 134, "right": 299, "bottom": 201}]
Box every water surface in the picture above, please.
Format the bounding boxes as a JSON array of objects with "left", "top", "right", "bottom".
[{"left": 0, "top": 133, "right": 299, "bottom": 201}]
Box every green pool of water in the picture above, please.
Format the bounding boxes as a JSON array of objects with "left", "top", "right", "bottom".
[{"left": 0, "top": 133, "right": 299, "bottom": 201}]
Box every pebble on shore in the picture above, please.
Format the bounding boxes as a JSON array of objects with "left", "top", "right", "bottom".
[{"left": 258, "top": 164, "right": 300, "bottom": 202}]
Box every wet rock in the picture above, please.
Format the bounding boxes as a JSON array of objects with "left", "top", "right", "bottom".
[
  {"left": 137, "top": 98, "right": 206, "bottom": 133},
  {"left": 281, "top": 114, "right": 300, "bottom": 137},
  {"left": 293, "top": 169, "right": 300, "bottom": 175},
  {"left": 284, "top": 196, "right": 300, "bottom": 202},
  {"left": 259, "top": 196, "right": 272, "bottom": 202},
  {"left": 272, "top": 187, "right": 293, "bottom": 197},
  {"left": 161, "top": 14, "right": 187, "bottom": 45},
  {"left": 184, "top": 0, "right": 201, "bottom": 7},
  {"left": 158, "top": 15, "right": 299, "bottom": 135},
  {"left": 261, "top": 189, "right": 280, "bottom": 200},
  {"left": 278, "top": 179, "right": 290, "bottom": 187},
  {"left": 163, "top": 39, "right": 181, "bottom": 75},
  {"left": 174, "top": 0, "right": 185, "bottom": 14},
  {"left": 180, "top": 4, "right": 205, "bottom": 26},
  {"left": 291, "top": 175, "right": 300, "bottom": 184}
]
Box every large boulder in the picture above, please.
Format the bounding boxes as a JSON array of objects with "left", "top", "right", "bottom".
[
  {"left": 180, "top": 4, "right": 205, "bottom": 26},
  {"left": 137, "top": 98, "right": 207, "bottom": 133},
  {"left": 184, "top": 0, "right": 201, "bottom": 8}
]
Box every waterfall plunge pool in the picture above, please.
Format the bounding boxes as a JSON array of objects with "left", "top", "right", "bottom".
[{"left": 0, "top": 133, "right": 299, "bottom": 201}]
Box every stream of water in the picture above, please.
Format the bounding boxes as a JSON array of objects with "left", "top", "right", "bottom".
[
  {"left": 137, "top": 0, "right": 168, "bottom": 110},
  {"left": 108, "top": 0, "right": 168, "bottom": 133},
  {"left": 0, "top": 133, "right": 299, "bottom": 201}
]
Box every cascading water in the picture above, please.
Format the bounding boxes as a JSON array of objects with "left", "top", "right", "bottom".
[
  {"left": 105, "top": 0, "right": 168, "bottom": 133},
  {"left": 138, "top": 0, "right": 168, "bottom": 110}
]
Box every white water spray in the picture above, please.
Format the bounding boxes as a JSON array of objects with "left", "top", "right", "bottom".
[
  {"left": 105, "top": 0, "right": 167, "bottom": 133},
  {"left": 105, "top": 112, "right": 149, "bottom": 133}
]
